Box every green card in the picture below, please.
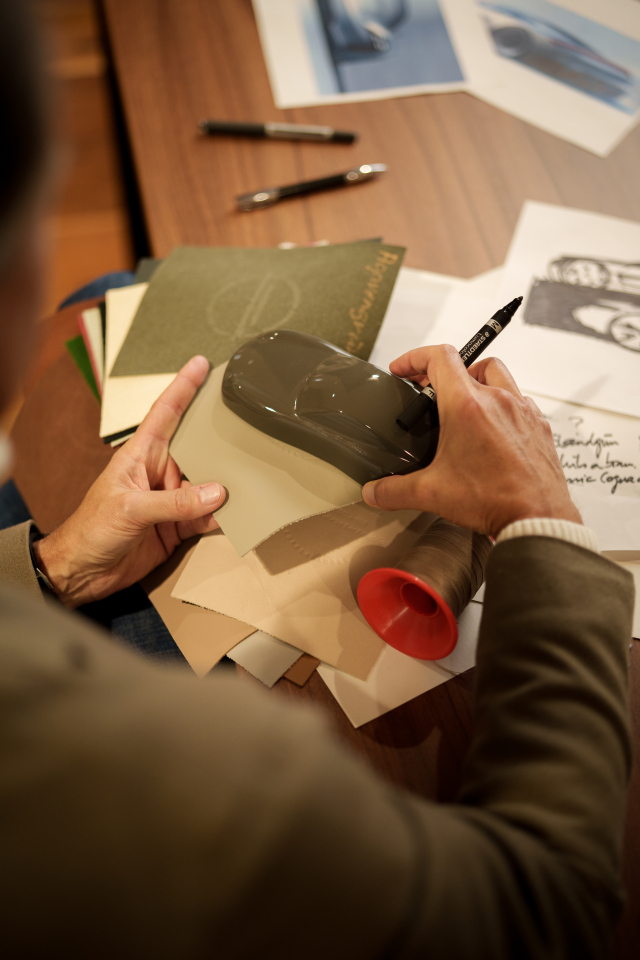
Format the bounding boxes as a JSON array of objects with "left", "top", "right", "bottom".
[
  {"left": 65, "top": 335, "right": 100, "bottom": 403},
  {"left": 111, "top": 242, "right": 405, "bottom": 377}
]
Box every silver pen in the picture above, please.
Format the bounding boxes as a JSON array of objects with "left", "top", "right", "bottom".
[{"left": 236, "top": 163, "right": 387, "bottom": 211}]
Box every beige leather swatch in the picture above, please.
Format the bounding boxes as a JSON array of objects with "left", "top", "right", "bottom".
[
  {"left": 172, "top": 503, "right": 433, "bottom": 680},
  {"left": 169, "top": 363, "right": 363, "bottom": 556},
  {"left": 141, "top": 539, "right": 256, "bottom": 677}
]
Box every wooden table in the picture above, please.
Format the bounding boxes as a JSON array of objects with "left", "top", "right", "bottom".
[{"left": 99, "top": 2, "right": 640, "bottom": 953}]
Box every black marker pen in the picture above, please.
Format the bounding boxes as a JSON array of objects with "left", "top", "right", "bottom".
[
  {"left": 396, "top": 296, "right": 523, "bottom": 431},
  {"left": 199, "top": 120, "right": 357, "bottom": 143}
]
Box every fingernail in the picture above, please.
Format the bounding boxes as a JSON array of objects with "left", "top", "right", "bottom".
[
  {"left": 362, "top": 482, "right": 377, "bottom": 507},
  {"left": 199, "top": 483, "right": 223, "bottom": 506}
]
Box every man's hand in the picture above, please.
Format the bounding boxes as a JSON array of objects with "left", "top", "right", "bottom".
[
  {"left": 363, "top": 345, "right": 581, "bottom": 538},
  {"left": 33, "top": 355, "right": 224, "bottom": 608}
]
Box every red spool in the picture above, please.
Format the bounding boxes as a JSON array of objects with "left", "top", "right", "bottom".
[{"left": 357, "top": 567, "right": 458, "bottom": 660}]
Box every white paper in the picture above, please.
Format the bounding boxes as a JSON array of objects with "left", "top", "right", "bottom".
[
  {"left": 227, "top": 631, "right": 303, "bottom": 687},
  {"left": 100, "top": 284, "right": 174, "bottom": 439},
  {"left": 252, "top": 0, "right": 467, "bottom": 109},
  {"left": 369, "top": 267, "right": 463, "bottom": 370},
  {"left": 483, "top": 202, "right": 640, "bottom": 419},
  {"left": 317, "top": 599, "right": 482, "bottom": 728},
  {"left": 444, "top": 0, "right": 640, "bottom": 156},
  {"left": 421, "top": 249, "right": 640, "bottom": 551}
]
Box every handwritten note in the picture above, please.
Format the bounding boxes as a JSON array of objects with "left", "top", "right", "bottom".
[{"left": 532, "top": 393, "right": 640, "bottom": 498}]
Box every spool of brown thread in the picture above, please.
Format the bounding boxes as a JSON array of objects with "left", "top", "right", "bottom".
[{"left": 357, "top": 518, "right": 492, "bottom": 660}]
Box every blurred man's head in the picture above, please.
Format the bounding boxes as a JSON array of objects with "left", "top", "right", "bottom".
[{"left": 0, "top": 0, "right": 50, "bottom": 417}]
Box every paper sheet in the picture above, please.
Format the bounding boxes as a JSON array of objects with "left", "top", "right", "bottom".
[
  {"left": 252, "top": 0, "right": 467, "bottom": 109},
  {"left": 227, "top": 631, "right": 303, "bottom": 687},
  {"left": 444, "top": 0, "right": 640, "bottom": 156},
  {"left": 169, "top": 363, "right": 363, "bottom": 555},
  {"left": 421, "top": 267, "right": 640, "bottom": 551},
  {"left": 99, "top": 284, "right": 174, "bottom": 439},
  {"left": 317, "top": 600, "right": 482, "bottom": 728},
  {"left": 369, "top": 267, "right": 463, "bottom": 371},
  {"left": 172, "top": 504, "right": 434, "bottom": 680},
  {"left": 492, "top": 202, "right": 640, "bottom": 418},
  {"left": 140, "top": 540, "right": 257, "bottom": 677}
]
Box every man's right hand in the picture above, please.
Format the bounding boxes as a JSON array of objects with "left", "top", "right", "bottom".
[{"left": 362, "top": 345, "right": 582, "bottom": 538}]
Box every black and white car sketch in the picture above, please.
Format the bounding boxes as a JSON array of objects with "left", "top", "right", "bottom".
[{"left": 524, "top": 257, "right": 640, "bottom": 352}]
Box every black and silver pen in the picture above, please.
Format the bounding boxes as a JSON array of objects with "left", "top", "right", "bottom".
[
  {"left": 236, "top": 163, "right": 387, "bottom": 211},
  {"left": 199, "top": 119, "right": 357, "bottom": 143},
  {"left": 396, "top": 296, "right": 523, "bottom": 431}
]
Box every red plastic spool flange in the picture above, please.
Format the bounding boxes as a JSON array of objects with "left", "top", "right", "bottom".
[{"left": 357, "top": 567, "right": 458, "bottom": 660}]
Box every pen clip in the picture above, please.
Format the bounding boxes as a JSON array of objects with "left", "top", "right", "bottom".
[{"left": 345, "top": 163, "right": 387, "bottom": 183}]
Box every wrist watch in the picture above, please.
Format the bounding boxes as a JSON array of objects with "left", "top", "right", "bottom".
[{"left": 28, "top": 528, "right": 58, "bottom": 599}]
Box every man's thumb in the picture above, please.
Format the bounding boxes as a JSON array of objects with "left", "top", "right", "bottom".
[
  {"left": 130, "top": 483, "right": 225, "bottom": 528},
  {"left": 363, "top": 473, "right": 430, "bottom": 513}
]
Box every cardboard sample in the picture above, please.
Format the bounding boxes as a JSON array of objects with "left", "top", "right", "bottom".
[
  {"left": 111, "top": 243, "right": 404, "bottom": 377},
  {"left": 169, "top": 363, "right": 363, "bottom": 555},
  {"left": 283, "top": 654, "right": 320, "bottom": 686},
  {"left": 226, "top": 631, "right": 303, "bottom": 687},
  {"left": 100, "top": 284, "right": 174, "bottom": 439},
  {"left": 172, "top": 503, "right": 434, "bottom": 680},
  {"left": 317, "top": 599, "right": 483, "bottom": 728},
  {"left": 141, "top": 540, "right": 256, "bottom": 677}
]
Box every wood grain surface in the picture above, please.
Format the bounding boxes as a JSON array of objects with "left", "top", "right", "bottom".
[
  {"left": 99, "top": 1, "right": 640, "bottom": 953},
  {"left": 102, "top": 0, "right": 640, "bottom": 273}
]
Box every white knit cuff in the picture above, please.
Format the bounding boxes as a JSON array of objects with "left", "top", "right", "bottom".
[{"left": 495, "top": 518, "right": 599, "bottom": 554}]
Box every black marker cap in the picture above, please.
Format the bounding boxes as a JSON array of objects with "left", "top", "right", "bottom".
[{"left": 491, "top": 295, "right": 523, "bottom": 326}]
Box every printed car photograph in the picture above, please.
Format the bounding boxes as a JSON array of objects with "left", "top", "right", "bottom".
[
  {"left": 478, "top": 0, "right": 640, "bottom": 113},
  {"left": 306, "top": 0, "right": 463, "bottom": 94}
]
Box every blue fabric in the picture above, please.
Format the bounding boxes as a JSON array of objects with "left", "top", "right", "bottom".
[
  {"left": 0, "top": 479, "right": 187, "bottom": 664},
  {"left": 57, "top": 271, "right": 136, "bottom": 310}
]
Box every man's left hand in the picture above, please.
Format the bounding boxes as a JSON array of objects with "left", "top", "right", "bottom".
[{"left": 33, "top": 355, "right": 224, "bottom": 608}]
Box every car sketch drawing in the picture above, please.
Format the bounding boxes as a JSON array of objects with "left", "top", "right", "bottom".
[{"left": 523, "top": 257, "right": 640, "bottom": 352}]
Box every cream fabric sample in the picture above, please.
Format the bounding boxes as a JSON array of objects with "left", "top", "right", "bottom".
[
  {"left": 172, "top": 503, "right": 433, "bottom": 680},
  {"left": 141, "top": 540, "right": 256, "bottom": 677},
  {"left": 169, "top": 363, "right": 363, "bottom": 556}
]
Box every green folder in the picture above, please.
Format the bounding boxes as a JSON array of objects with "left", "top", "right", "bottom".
[
  {"left": 111, "top": 242, "right": 405, "bottom": 377},
  {"left": 65, "top": 335, "right": 101, "bottom": 403}
]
